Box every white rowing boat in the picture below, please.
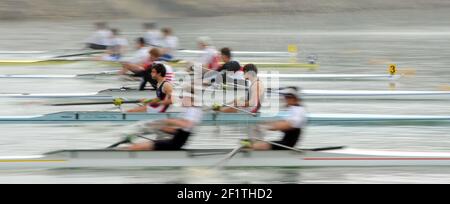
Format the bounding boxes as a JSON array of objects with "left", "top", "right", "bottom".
[
  {"left": 0, "top": 111, "right": 449, "bottom": 125},
  {"left": 0, "top": 58, "right": 318, "bottom": 69},
  {"left": 1, "top": 147, "right": 450, "bottom": 170},
  {"left": 0, "top": 49, "right": 295, "bottom": 57},
  {"left": 0, "top": 73, "right": 401, "bottom": 81},
  {"left": 0, "top": 51, "right": 47, "bottom": 54},
  {"left": 2, "top": 87, "right": 449, "bottom": 101},
  {"left": 177, "top": 50, "right": 296, "bottom": 57},
  {"left": 299, "top": 90, "right": 450, "bottom": 100}
]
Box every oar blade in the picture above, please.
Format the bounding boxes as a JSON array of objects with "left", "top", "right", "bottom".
[{"left": 107, "top": 135, "right": 137, "bottom": 149}]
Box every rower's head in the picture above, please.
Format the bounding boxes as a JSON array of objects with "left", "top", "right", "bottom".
[
  {"left": 280, "top": 87, "right": 301, "bottom": 106},
  {"left": 110, "top": 28, "right": 120, "bottom": 37},
  {"left": 161, "top": 27, "right": 173, "bottom": 37},
  {"left": 222, "top": 61, "right": 241, "bottom": 74},
  {"left": 136, "top": 37, "right": 146, "bottom": 49},
  {"left": 151, "top": 63, "right": 167, "bottom": 80},
  {"left": 95, "top": 22, "right": 108, "bottom": 30},
  {"left": 197, "top": 36, "right": 212, "bottom": 49},
  {"left": 143, "top": 22, "right": 157, "bottom": 30},
  {"left": 149, "top": 48, "right": 163, "bottom": 61},
  {"left": 220, "top": 47, "right": 232, "bottom": 62},
  {"left": 243, "top": 64, "right": 258, "bottom": 80}
]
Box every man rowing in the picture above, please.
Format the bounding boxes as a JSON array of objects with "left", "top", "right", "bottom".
[
  {"left": 99, "top": 29, "right": 129, "bottom": 62},
  {"left": 86, "top": 22, "right": 112, "bottom": 50},
  {"left": 124, "top": 85, "right": 202, "bottom": 151},
  {"left": 215, "top": 64, "right": 264, "bottom": 114},
  {"left": 119, "top": 48, "right": 174, "bottom": 90},
  {"left": 143, "top": 22, "right": 162, "bottom": 47},
  {"left": 127, "top": 63, "right": 174, "bottom": 113},
  {"left": 129, "top": 37, "right": 150, "bottom": 64},
  {"left": 158, "top": 27, "right": 179, "bottom": 61},
  {"left": 217, "top": 48, "right": 243, "bottom": 78},
  {"left": 122, "top": 37, "right": 150, "bottom": 65},
  {"left": 214, "top": 47, "right": 244, "bottom": 83},
  {"left": 118, "top": 38, "right": 151, "bottom": 75},
  {"left": 196, "top": 37, "right": 220, "bottom": 71},
  {"left": 250, "top": 87, "right": 307, "bottom": 150}
]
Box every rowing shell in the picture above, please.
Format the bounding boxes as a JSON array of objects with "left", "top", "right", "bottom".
[
  {"left": 2, "top": 88, "right": 449, "bottom": 101},
  {"left": 0, "top": 51, "right": 47, "bottom": 54},
  {"left": 0, "top": 59, "right": 119, "bottom": 67},
  {"left": 0, "top": 73, "right": 400, "bottom": 81},
  {"left": 177, "top": 50, "right": 296, "bottom": 57},
  {"left": 1, "top": 148, "right": 450, "bottom": 170},
  {"left": 0, "top": 49, "right": 295, "bottom": 57},
  {"left": 0, "top": 111, "right": 449, "bottom": 125},
  {"left": 0, "top": 59, "right": 318, "bottom": 69}
]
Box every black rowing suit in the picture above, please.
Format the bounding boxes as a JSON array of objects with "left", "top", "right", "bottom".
[
  {"left": 153, "top": 107, "right": 203, "bottom": 150},
  {"left": 271, "top": 105, "right": 307, "bottom": 150},
  {"left": 146, "top": 80, "right": 171, "bottom": 113}
]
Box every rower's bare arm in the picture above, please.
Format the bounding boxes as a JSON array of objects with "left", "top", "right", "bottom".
[
  {"left": 141, "top": 98, "right": 155, "bottom": 104},
  {"left": 249, "top": 80, "right": 264, "bottom": 107},
  {"left": 161, "top": 84, "right": 174, "bottom": 105}
]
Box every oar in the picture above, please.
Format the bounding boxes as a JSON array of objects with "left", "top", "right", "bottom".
[
  {"left": 222, "top": 104, "right": 258, "bottom": 116},
  {"left": 107, "top": 120, "right": 169, "bottom": 149},
  {"left": 368, "top": 59, "right": 393, "bottom": 65},
  {"left": 107, "top": 135, "right": 134, "bottom": 149},
  {"left": 212, "top": 142, "right": 250, "bottom": 168},
  {"left": 396, "top": 68, "right": 416, "bottom": 76},
  {"left": 52, "top": 50, "right": 104, "bottom": 59},
  {"left": 253, "top": 138, "right": 304, "bottom": 153},
  {"left": 50, "top": 98, "right": 141, "bottom": 106},
  {"left": 301, "top": 146, "right": 345, "bottom": 151}
]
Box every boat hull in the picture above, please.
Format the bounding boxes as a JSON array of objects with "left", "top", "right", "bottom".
[
  {"left": 3, "top": 86, "right": 450, "bottom": 101},
  {"left": 0, "top": 112, "right": 449, "bottom": 125},
  {"left": 1, "top": 149, "right": 450, "bottom": 170}
]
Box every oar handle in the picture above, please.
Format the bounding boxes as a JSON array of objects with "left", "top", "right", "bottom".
[
  {"left": 107, "top": 135, "right": 134, "bottom": 148},
  {"left": 254, "top": 138, "right": 303, "bottom": 153},
  {"left": 51, "top": 99, "right": 141, "bottom": 106}
]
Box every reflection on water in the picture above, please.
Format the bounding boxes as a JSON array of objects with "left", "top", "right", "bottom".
[{"left": 1, "top": 167, "right": 450, "bottom": 184}]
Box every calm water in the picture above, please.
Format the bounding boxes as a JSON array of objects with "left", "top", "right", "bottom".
[{"left": 0, "top": 8, "right": 450, "bottom": 183}]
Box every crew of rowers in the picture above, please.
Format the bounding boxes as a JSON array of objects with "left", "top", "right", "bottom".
[
  {"left": 117, "top": 59, "right": 307, "bottom": 151},
  {"left": 88, "top": 22, "right": 307, "bottom": 151},
  {"left": 86, "top": 22, "right": 179, "bottom": 62}
]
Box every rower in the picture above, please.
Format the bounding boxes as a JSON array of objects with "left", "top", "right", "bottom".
[
  {"left": 100, "top": 29, "right": 129, "bottom": 62},
  {"left": 143, "top": 22, "right": 162, "bottom": 47},
  {"left": 127, "top": 63, "right": 174, "bottom": 113},
  {"left": 215, "top": 47, "right": 244, "bottom": 83},
  {"left": 158, "top": 27, "right": 179, "bottom": 61},
  {"left": 196, "top": 37, "right": 220, "bottom": 71},
  {"left": 251, "top": 87, "right": 307, "bottom": 150},
  {"left": 124, "top": 85, "right": 203, "bottom": 151},
  {"left": 86, "top": 22, "right": 112, "bottom": 50},
  {"left": 118, "top": 38, "right": 150, "bottom": 75},
  {"left": 127, "top": 37, "right": 150, "bottom": 65},
  {"left": 216, "top": 64, "right": 264, "bottom": 114},
  {"left": 119, "top": 48, "right": 174, "bottom": 90}
]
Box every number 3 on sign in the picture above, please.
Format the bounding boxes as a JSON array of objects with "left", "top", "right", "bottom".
[{"left": 389, "top": 64, "right": 397, "bottom": 75}]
